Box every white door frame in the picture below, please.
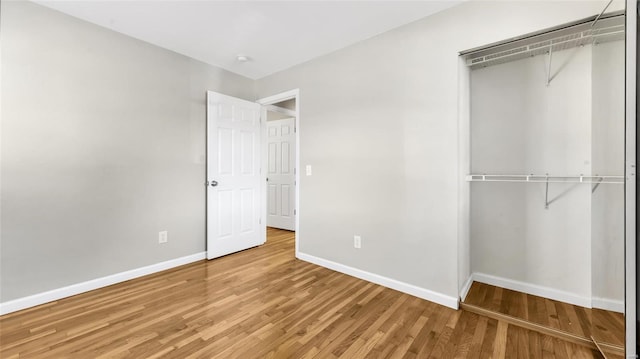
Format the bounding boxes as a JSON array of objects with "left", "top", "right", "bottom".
[
  {"left": 257, "top": 89, "right": 300, "bottom": 257},
  {"left": 624, "top": 0, "right": 637, "bottom": 356}
]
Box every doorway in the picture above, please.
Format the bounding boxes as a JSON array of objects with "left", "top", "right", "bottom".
[
  {"left": 205, "top": 89, "right": 299, "bottom": 260},
  {"left": 265, "top": 104, "right": 296, "bottom": 231},
  {"left": 257, "top": 90, "right": 300, "bottom": 253}
]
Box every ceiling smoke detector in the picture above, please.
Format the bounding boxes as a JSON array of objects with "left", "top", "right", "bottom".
[{"left": 236, "top": 55, "right": 250, "bottom": 62}]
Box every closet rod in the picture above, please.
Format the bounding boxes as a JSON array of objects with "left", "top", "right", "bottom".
[{"left": 466, "top": 174, "right": 624, "bottom": 184}]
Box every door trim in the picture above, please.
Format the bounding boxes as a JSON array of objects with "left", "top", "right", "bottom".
[
  {"left": 257, "top": 89, "right": 300, "bottom": 257},
  {"left": 624, "top": 0, "right": 637, "bottom": 356}
]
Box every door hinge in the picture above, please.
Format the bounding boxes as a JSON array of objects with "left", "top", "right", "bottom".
[
  {"left": 294, "top": 209, "right": 297, "bottom": 215},
  {"left": 259, "top": 218, "right": 262, "bottom": 224}
]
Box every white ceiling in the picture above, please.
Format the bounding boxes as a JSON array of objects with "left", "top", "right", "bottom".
[{"left": 33, "top": 1, "right": 462, "bottom": 79}]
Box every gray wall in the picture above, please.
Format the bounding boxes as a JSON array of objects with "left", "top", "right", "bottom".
[
  {"left": 273, "top": 99, "right": 296, "bottom": 111},
  {"left": 255, "top": 1, "right": 621, "bottom": 300},
  {"left": 0, "top": 1, "right": 254, "bottom": 301},
  {"left": 267, "top": 111, "right": 293, "bottom": 122}
]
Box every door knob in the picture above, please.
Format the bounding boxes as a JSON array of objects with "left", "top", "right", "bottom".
[{"left": 210, "top": 180, "right": 218, "bottom": 187}]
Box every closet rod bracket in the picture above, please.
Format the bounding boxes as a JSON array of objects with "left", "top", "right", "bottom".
[
  {"left": 544, "top": 175, "right": 549, "bottom": 209},
  {"left": 591, "top": 0, "right": 614, "bottom": 28},
  {"left": 592, "top": 177, "right": 604, "bottom": 193},
  {"left": 546, "top": 48, "right": 553, "bottom": 87}
]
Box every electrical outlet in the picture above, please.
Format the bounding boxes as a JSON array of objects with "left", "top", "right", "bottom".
[
  {"left": 306, "top": 165, "right": 312, "bottom": 176},
  {"left": 354, "top": 235, "right": 361, "bottom": 249},
  {"left": 159, "top": 231, "right": 168, "bottom": 244}
]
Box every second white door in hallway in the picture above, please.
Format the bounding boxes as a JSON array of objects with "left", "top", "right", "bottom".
[{"left": 267, "top": 118, "right": 296, "bottom": 231}]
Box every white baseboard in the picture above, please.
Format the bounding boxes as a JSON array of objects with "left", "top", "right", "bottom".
[
  {"left": 591, "top": 296, "right": 625, "bottom": 313},
  {"left": 297, "top": 252, "right": 459, "bottom": 310},
  {"left": 472, "top": 272, "right": 592, "bottom": 309},
  {"left": 0, "top": 252, "right": 206, "bottom": 316},
  {"left": 459, "top": 274, "right": 474, "bottom": 302}
]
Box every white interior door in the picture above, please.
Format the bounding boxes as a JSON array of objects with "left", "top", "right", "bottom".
[
  {"left": 207, "top": 91, "right": 263, "bottom": 260},
  {"left": 266, "top": 118, "right": 296, "bottom": 231}
]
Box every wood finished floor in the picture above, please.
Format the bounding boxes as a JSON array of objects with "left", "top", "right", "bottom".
[
  {"left": 463, "top": 281, "right": 625, "bottom": 348},
  {"left": 0, "top": 228, "right": 605, "bottom": 358}
]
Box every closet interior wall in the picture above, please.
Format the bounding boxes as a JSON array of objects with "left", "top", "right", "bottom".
[
  {"left": 469, "top": 40, "right": 624, "bottom": 309},
  {"left": 591, "top": 40, "right": 625, "bottom": 308}
]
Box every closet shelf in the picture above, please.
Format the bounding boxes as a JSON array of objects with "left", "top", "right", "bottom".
[
  {"left": 466, "top": 174, "right": 624, "bottom": 184},
  {"left": 461, "top": 13, "right": 624, "bottom": 70}
]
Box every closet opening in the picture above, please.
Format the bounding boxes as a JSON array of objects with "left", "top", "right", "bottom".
[{"left": 458, "top": 10, "right": 630, "bottom": 358}]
